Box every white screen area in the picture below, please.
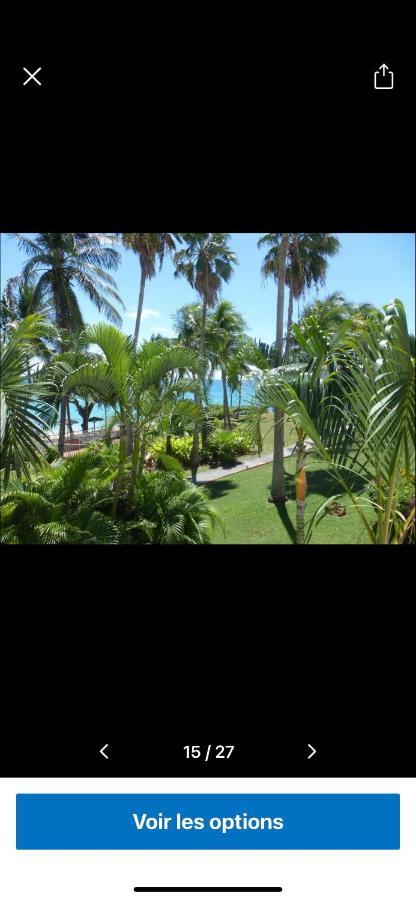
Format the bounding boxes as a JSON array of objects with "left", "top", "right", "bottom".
[{"left": 1, "top": 777, "right": 414, "bottom": 900}]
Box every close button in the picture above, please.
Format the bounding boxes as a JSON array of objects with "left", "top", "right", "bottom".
[{"left": 23, "top": 67, "right": 42, "bottom": 86}]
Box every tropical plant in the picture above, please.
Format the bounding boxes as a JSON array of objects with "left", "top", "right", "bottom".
[
  {"left": 205, "top": 301, "right": 247, "bottom": 428},
  {"left": 283, "top": 234, "right": 341, "bottom": 357},
  {"left": 1, "top": 274, "right": 50, "bottom": 329},
  {"left": 0, "top": 314, "right": 56, "bottom": 483},
  {"left": 258, "top": 233, "right": 340, "bottom": 503},
  {"left": 120, "top": 233, "right": 181, "bottom": 345},
  {"left": 128, "top": 470, "right": 221, "bottom": 544},
  {"left": 226, "top": 337, "right": 270, "bottom": 415},
  {"left": 258, "top": 232, "right": 289, "bottom": 502},
  {"left": 299, "top": 291, "right": 377, "bottom": 334},
  {"left": 60, "top": 323, "right": 202, "bottom": 515},
  {"left": 0, "top": 447, "right": 119, "bottom": 544},
  {"left": 42, "top": 329, "right": 104, "bottom": 435},
  {"left": 174, "top": 234, "right": 237, "bottom": 482},
  {"left": 10, "top": 233, "right": 123, "bottom": 331},
  {"left": 249, "top": 300, "right": 415, "bottom": 544},
  {"left": 9, "top": 233, "right": 124, "bottom": 454}
]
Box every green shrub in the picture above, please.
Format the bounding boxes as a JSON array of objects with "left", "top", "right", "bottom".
[
  {"left": 151, "top": 428, "right": 253, "bottom": 469},
  {"left": 151, "top": 435, "right": 193, "bottom": 466},
  {"left": 43, "top": 444, "right": 60, "bottom": 463},
  {"left": 207, "top": 429, "right": 253, "bottom": 466},
  {"left": 368, "top": 472, "right": 415, "bottom": 543}
]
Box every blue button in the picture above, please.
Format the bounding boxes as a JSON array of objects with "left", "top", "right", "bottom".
[{"left": 16, "top": 794, "right": 400, "bottom": 850}]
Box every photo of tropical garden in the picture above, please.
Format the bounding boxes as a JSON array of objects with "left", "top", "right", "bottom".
[{"left": 1, "top": 232, "right": 414, "bottom": 545}]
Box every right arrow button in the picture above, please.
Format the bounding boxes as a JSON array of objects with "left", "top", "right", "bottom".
[{"left": 307, "top": 743, "right": 317, "bottom": 759}]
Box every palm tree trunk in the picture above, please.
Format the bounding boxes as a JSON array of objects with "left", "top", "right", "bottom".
[
  {"left": 270, "top": 233, "right": 289, "bottom": 503},
  {"left": 58, "top": 395, "right": 68, "bottom": 456},
  {"left": 134, "top": 263, "right": 146, "bottom": 346},
  {"left": 285, "top": 285, "right": 294, "bottom": 360},
  {"left": 190, "top": 297, "right": 208, "bottom": 483},
  {"left": 295, "top": 442, "right": 307, "bottom": 544},
  {"left": 296, "top": 499, "right": 306, "bottom": 544},
  {"left": 67, "top": 403, "right": 74, "bottom": 435},
  {"left": 222, "top": 369, "right": 231, "bottom": 429},
  {"left": 138, "top": 439, "right": 147, "bottom": 478},
  {"left": 112, "top": 423, "right": 127, "bottom": 517},
  {"left": 128, "top": 432, "right": 141, "bottom": 508}
]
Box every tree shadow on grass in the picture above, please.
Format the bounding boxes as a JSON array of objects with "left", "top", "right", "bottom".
[
  {"left": 285, "top": 460, "right": 368, "bottom": 501},
  {"left": 202, "top": 479, "right": 239, "bottom": 500},
  {"left": 273, "top": 502, "right": 297, "bottom": 543}
]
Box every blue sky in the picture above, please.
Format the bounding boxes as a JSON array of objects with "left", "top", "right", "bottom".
[{"left": 1, "top": 233, "right": 414, "bottom": 340}]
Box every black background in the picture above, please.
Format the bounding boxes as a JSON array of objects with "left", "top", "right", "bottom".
[{"left": 0, "top": 15, "right": 414, "bottom": 768}]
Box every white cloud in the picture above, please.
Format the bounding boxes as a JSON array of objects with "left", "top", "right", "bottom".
[{"left": 125, "top": 307, "right": 161, "bottom": 321}]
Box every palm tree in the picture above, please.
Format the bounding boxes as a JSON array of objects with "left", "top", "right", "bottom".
[
  {"left": 0, "top": 447, "right": 119, "bottom": 544},
  {"left": 42, "top": 329, "right": 104, "bottom": 434},
  {"left": 258, "top": 232, "right": 289, "bottom": 502},
  {"left": 120, "top": 233, "right": 181, "bottom": 345},
  {"left": 9, "top": 233, "right": 124, "bottom": 455},
  {"left": 174, "top": 234, "right": 237, "bottom": 482},
  {"left": 258, "top": 233, "right": 340, "bottom": 502},
  {"left": 284, "top": 234, "right": 341, "bottom": 358},
  {"left": 227, "top": 337, "right": 270, "bottom": 416},
  {"left": 1, "top": 274, "right": 50, "bottom": 328},
  {"left": 133, "top": 470, "right": 220, "bottom": 544},
  {"left": 207, "top": 301, "right": 247, "bottom": 428},
  {"left": 61, "top": 322, "right": 202, "bottom": 515},
  {"left": 250, "top": 300, "right": 415, "bottom": 544},
  {"left": 0, "top": 314, "right": 56, "bottom": 483}
]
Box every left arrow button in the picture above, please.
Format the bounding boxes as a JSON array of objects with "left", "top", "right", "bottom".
[{"left": 99, "top": 744, "right": 110, "bottom": 759}]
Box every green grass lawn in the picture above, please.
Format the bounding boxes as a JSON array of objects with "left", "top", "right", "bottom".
[
  {"left": 242, "top": 412, "right": 297, "bottom": 457},
  {"left": 205, "top": 453, "right": 372, "bottom": 544},
  {"left": 196, "top": 414, "right": 296, "bottom": 473}
]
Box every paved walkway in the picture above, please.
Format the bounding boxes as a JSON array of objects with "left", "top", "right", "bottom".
[{"left": 195, "top": 440, "right": 314, "bottom": 484}]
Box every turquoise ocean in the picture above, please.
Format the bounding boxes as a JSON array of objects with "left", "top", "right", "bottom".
[{"left": 61, "top": 378, "right": 257, "bottom": 433}]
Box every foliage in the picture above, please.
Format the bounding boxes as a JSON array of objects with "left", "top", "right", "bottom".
[
  {"left": 0, "top": 314, "right": 56, "bottom": 482},
  {"left": 206, "top": 429, "right": 253, "bottom": 465},
  {"left": 0, "top": 448, "right": 118, "bottom": 544},
  {"left": 151, "top": 427, "right": 253, "bottom": 468},
  {"left": 0, "top": 447, "right": 221, "bottom": 545},
  {"left": 60, "top": 322, "right": 203, "bottom": 511},
  {"left": 249, "top": 300, "right": 415, "bottom": 544},
  {"left": 151, "top": 434, "right": 196, "bottom": 466},
  {"left": 174, "top": 235, "right": 237, "bottom": 311},
  {"left": 126, "top": 470, "right": 221, "bottom": 544},
  {"left": 9, "top": 233, "right": 124, "bottom": 331}
]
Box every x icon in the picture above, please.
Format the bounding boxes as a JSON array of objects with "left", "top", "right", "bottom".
[{"left": 23, "top": 67, "right": 42, "bottom": 86}]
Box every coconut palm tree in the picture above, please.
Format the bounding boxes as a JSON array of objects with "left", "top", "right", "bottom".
[
  {"left": 9, "top": 233, "right": 124, "bottom": 454},
  {"left": 0, "top": 314, "right": 56, "bottom": 483},
  {"left": 258, "top": 232, "right": 289, "bottom": 502},
  {"left": 174, "top": 234, "right": 237, "bottom": 482},
  {"left": 284, "top": 234, "right": 341, "bottom": 357},
  {"left": 227, "top": 337, "right": 271, "bottom": 416},
  {"left": 207, "top": 301, "right": 246, "bottom": 428},
  {"left": 258, "top": 233, "right": 340, "bottom": 502},
  {"left": 120, "top": 233, "right": 181, "bottom": 345},
  {"left": 1, "top": 274, "right": 50, "bottom": 328}
]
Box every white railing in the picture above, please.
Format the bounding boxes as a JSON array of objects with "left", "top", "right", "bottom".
[{"left": 49, "top": 426, "right": 120, "bottom": 454}]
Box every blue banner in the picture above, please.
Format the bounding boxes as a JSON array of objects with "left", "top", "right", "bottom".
[{"left": 16, "top": 793, "right": 400, "bottom": 850}]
